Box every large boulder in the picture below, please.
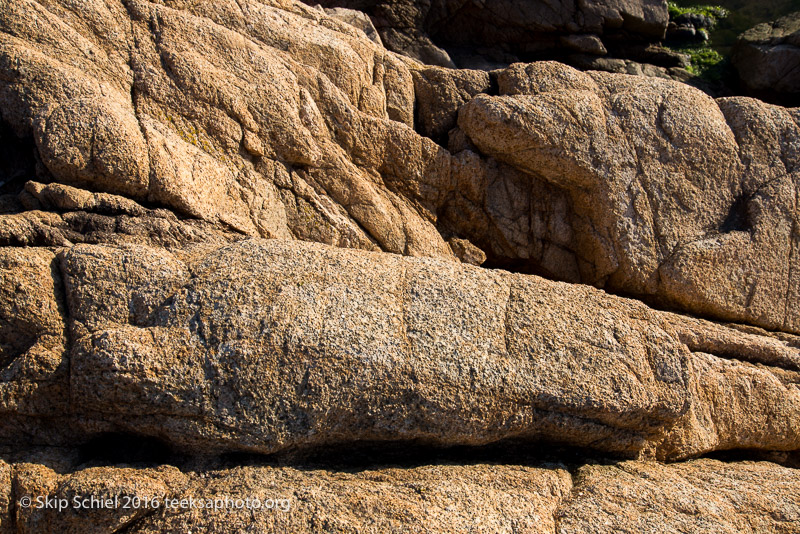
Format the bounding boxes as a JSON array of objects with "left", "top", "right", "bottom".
[
  {"left": 0, "top": 0, "right": 451, "bottom": 259},
  {"left": 0, "top": 237, "right": 797, "bottom": 461},
  {"left": 732, "top": 11, "right": 800, "bottom": 106},
  {"left": 456, "top": 61, "right": 800, "bottom": 334}
]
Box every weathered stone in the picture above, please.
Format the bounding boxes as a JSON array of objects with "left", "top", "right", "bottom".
[
  {"left": 0, "top": 183, "right": 239, "bottom": 253},
  {"left": 5, "top": 1, "right": 798, "bottom": 333},
  {"left": 0, "top": 0, "right": 453, "bottom": 259},
  {"left": 0, "top": 239, "right": 795, "bottom": 461},
  {"left": 50, "top": 239, "right": 684, "bottom": 456},
  {"left": 5, "top": 459, "right": 570, "bottom": 533},
  {"left": 0, "top": 461, "right": 9, "bottom": 534},
  {"left": 13, "top": 463, "right": 178, "bottom": 534},
  {"left": 447, "top": 237, "right": 486, "bottom": 265},
  {"left": 411, "top": 66, "right": 491, "bottom": 142},
  {"left": 0, "top": 247, "right": 69, "bottom": 446},
  {"left": 1, "top": 1, "right": 800, "bottom": 530},
  {"left": 306, "top": 0, "right": 668, "bottom": 69},
  {"left": 732, "top": 11, "right": 800, "bottom": 106},
  {"left": 557, "top": 459, "right": 800, "bottom": 533},
  {"left": 4, "top": 455, "right": 799, "bottom": 533},
  {"left": 458, "top": 61, "right": 800, "bottom": 334},
  {"left": 321, "top": 5, "right": 384, "bottom": 45},
  {"left": 560, "top": 34, "right": 607, "bottom": 56}
]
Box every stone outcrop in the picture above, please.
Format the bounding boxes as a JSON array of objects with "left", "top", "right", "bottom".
[
  {"left": 6, "top": 458, "right": 571, "bottom": 533},
  {"left": 1, "top": 455, "right": 798, "bottom": 532},
  {"left": 557, "top": 458, "right": 800, "bottom": 533},
  {"left": 1, "top": 237, "right": 798, "bottom": 462},
  {"left": 304, "top": 0, "right": 670, "bottom": 70},
  {"left": 3, "top": 1, "right": 798, "bottom": 332},
  {"left": 1, "top": 0, "right": 449, "bottom": 259},
  {"left": 1, "top": 0, "right": 799, "bottom": 531},
  {"left": 456, "top": 61, "right": 800, "bottom": 334},
  {"left": 732, "top": 11, "right": 800, "bottom": 106}
]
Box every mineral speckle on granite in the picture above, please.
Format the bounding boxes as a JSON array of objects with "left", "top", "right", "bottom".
[
  {"left": 0, "top": 238, "right": 797, "bottom": 462},
  {"left": 0, "top": 0, "right": 799, "bottom": 531},
  {"left": 2, "top": 0, "right": 800, "bottom": 330},
  {"left": 0, "top": 454, "right": 799, "bottom": 533}
]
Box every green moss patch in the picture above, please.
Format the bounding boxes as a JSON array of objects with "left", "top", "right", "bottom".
[{"left": 668, "top": 2, "right": 728, "bottom": 20}]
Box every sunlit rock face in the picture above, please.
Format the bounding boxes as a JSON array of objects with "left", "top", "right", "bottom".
[{"left": 0, "top": 1, "right": 798, "bottom": 531}]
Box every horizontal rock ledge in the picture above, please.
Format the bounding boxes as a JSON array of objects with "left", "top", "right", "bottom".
[
  {"left": 1, "top": 455, "right": 798, "bottom": 533},
  {"left": 1, "top": 239, "right": 798, "bottom": 461}
]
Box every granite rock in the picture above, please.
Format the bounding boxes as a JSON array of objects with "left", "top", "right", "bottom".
[{"left": 732, "top": 11, "right": 800, "bottom": 106}]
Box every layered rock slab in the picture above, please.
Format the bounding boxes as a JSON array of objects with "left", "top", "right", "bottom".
[
  {"left": 0, "top": 181, "right": 242, "bottom": 253},
  {"left": 1, "top": 238, "right": 798, "bottom": 460},
  {"left": 3, "top": 458, "right": 573, "bottom": 533},
  {"left": 59, "top": 239, "right": 688, "bottom": 456},
  {"left": 557, "top": 459, "right": 800, "bottom": 533},
  {"left": 1, "top": 456, "right": 798, "bottom": 533}
]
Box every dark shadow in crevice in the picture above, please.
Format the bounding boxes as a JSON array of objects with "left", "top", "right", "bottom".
[
  {"left": 702, "top": 448, "right": 800, "bottom": 469},
  {"left": 0, "top": 119, "right": 38, "bottom": 196},
  {"left": 218, "top": 438, "right": 626, "bottom": 474},
  {"left": 719, "top": 192, "right": 752, "bottom": 234},
  {"left": 78, "top": 433, "right": 184, "bottom": 468},
  {"left": 486, "top": 69, "right": 500, "bottom": 96}
]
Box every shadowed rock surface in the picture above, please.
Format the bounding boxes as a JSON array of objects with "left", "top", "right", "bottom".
[
  {"left": 303, "top": 0, "right": 670, "bottom": 71},
  {"left": 732, "top": 11, "right": 800, "bottom": 106}
]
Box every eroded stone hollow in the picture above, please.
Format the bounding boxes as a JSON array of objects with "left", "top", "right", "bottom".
[{"left": 0, "top": 0, "right": 798, "bottom": 531}]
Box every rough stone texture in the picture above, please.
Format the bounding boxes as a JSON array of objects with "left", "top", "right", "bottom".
[
  {"left": 13, "top": 462, "right": 176, "bottom": 534},
  {"left": 0, "top": 461, "right": 9, "bottom": 534},
  {"left": 557, "top": 459, "right": 800, "bottom": 533},
  {"left": 3, "top": 1, "right": 798, "bottom": 333},
  {"left": 411, "top": 66, "right": 490, "bottom": 143},
  {"left": 54, "top": 239, "right": 688, "bottom": 457},
  {"left": 0, "top": 0, "right": 452, "bottom": 259},
  {"left": 2, "top": 456, "right": 799, "bottom": 533},
  {"left": 1, "top": 1, "right": 800, "bottom": 531},
  {"left": 447, "top": 237, "right": 486, "bottom": 266},
  {"left": 0, "top": 246, "right": 70, "bottom": 445},
  {"left": 458, "top": 61, "right": 800, "bottom": 334},
  {"left": 0, "top": 182, "right": 240, "bottom": 253},
  {"left": 139, "top": 463, "right": 570, "bottom": 533},
  {"left": 0, "top": 238, "right": 797, "bottom": 461},
  {"left": 305, "top": 0, "right": 669, "bottom": 70},
  {"left": 560, "top": 34, "right": 608, "bottom": 56},
  {"left": 3, "top": 458, "right": 572, "bottom": 533},
  {"left": 320, "top": 5, "right": 384, "bottom": 45},
  {"left": 732, "top": 11, "right": 800, "bottom": 106}
]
